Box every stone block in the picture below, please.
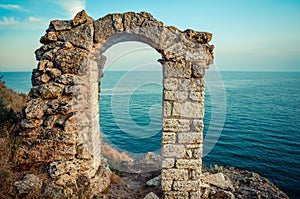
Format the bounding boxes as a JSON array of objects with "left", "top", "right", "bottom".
[
  {"left": 46, "top": 68, "right": 62, "bottom": 78},
  {"left": 190, "top": 191, "right": 202, "bottom": 199},
  {"left": 191, "top": 119, "right": 204, "bottom": 132},
  {"left": 173, "top": 180, "right": 200, "bottom": 191},
  {"left": 164, "top": 90, "right": 188, "bottom": 102},
  {"left": 38, "top": 83, "right": 64, "bottom": 99},
  {"left": 57, "top": 22, "right": 94, "bottom": 50},
  {"left": 173, "top": 102, "right": 202, "bottom": 118},
  {"left": 163, "top": 101, "right": 172, "bottom": 117},
  {"left": 162, "top": 119, "right": 179, "bottom": 132},
  {"left": 162, "top": 169, "right": 188, "bottom": 180},
  {"left": 178, "top": 119, "right": 191, "bottom": 132},
  {"left": 190, "top": 169, "right": 202, "bottom": 180},
  {"left": 178, "top": 132, "right": 202, "bottom": 144},
  {"left": 176, "top": 159, "right": 202, "bottom": 169},
  {"left": 161, "top": 180, "right": 173, "bottom": 191},
  {"left": 94, "top": 15, "right": 115, "bottom": 43},
  {"left": 162, "top": 132, "right": 176, "bottom": 144},
  {"left": 24, "top": 98, "right": 45, "bottom": 119},
  {"left": 162, "top": 158, "right": 175, "bottom": 168},
  {"left": 163, "top": 78, "right": 178, "bottom": 91},
  {"left": 162, "top": 144, "right": 186, "bottom": 158},
  {"left": 190, "top": 91, "right": 204, "bottom": 101},
  {"left": 164, "top": 191, "right": 189, "bottom": 199},
  {"left": 162, "top": 60, "right": 192, "bottom": 78},
  {"left": 192, "top": 64, "right": 206, "bottom": 78},
  {"left": 191, "top": 147, "right": 203, "bottom": 159},
  {"left": 178, "top": 78, "right": 205, "bottom": 91}
]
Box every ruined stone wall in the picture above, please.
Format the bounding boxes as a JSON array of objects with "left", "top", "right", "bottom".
[{"left": 15, "top": 10, "right": 214, "bottom": 198}]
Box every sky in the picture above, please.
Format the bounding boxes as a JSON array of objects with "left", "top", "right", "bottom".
[{"left": 0, "top": 0, "right": 300, "bottom": 71}]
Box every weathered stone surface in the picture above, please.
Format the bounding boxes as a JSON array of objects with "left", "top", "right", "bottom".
[
  {"left": 178, "top": 132, "right": 202, "bottom": 144},
  {"left": 173, "top": 180, "right": 200, "bottom": 191},
  {"left": 161, "top": 60, "right": 192, "bottom": 78},
  {"left": 203, "top": 173, "right": 234, "bottom": 190},
  {"left": 38, "top": 60, "right": 54, "bottom": 71},
  {"left": 190, "top": 191, "right": 202, "bottom": 199},
  {"left": 57, "top": 21, "right": 94, "bottom": 50},
  {"left": 46, "top": 67, "right": 62, "bottom": 78},
  {"left": 40, "top": 31, "right": 57, "bottom": 44},
  {"left": 162, "top": 169, "right": 188, "bottom": 180},
  {"left": 143, "top": 192, "right": 160, "bottom": 199},
  {"left": 13, "top": 174, "right": 42, "bottom": 195},
  {"left": 162, "top": 132, "right": 176, "bottom": 144},
  {"left": 38, "top": 83, "right": 63, "bottom": 99},
  {"left": 162, "top": 158, "right": 175, "bottom": 169},
  {"left": 191, "top": 169, "right": 202, "bottom": 180},
  {"left": 162, "top": 144, "right": 186, "bottom": 158},
  {"left": 50, "top": 20, "right": 72, "bottom": 31},
  {"left": 164, "top": 191, "right": 189, "bottom": 198},
  {"left": 54, "top": 47, "right": 88, "bottom": 74},
  {"left": 176, "top": 159, "right": 202, "bottom": 169},
  {"left": 163, "top": 119, "right": 179, "bottom": 132},
  {"left": 20, "top": 118, "right": 43, "bottom": 128},
  {"left": 184, "top": 29, "right": 212, "bottom": 44},
  {"left": 94, "top": 15, "right": 115, "bottom": 43},
  {"left": 163, "top": 78, "right": 178, "bottom": 90},
  {"left": 163, "top": 101, "right": 172, "bottom": 117},
  {"left": 192, "top": 64, "right": 206, "bottom": 78},
  {"left": 161, "top": 180, "right": 173, "bottom": 191},
  {"left": 164, "top": 90, "right": 188, "bottom": 101},
  {"left": 76, "top": 144, "right": 92, "bottom": 160},
  {"left": 146, "top": 175, "right": 161, "bottom": 187},
  {"left": 24, "top": 98, "right": 44, "bottom": 119},
  {"left": 173, "top": 101, "right": 203, "bottom": 118},
  {"left": 73, "top": 10, "right": 89, "bottom": 26}
]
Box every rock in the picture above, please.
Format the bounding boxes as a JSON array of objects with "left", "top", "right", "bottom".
[
  {"left": 203, "top": 173, "right": 234, "bottom": 191},
  {"left": 20, "top": 118, "right": 43, "bottom": 128},
  {"left": 24, "top": 98, "right": 45, "bottom": 119},
  {"left": 40, "top": 31, "right": 57, "bottom": 44},
  {"left": 143, "top": 192, "right": 160, "bottom": 199},
  {"left": 14, "top": 174, "right": 42, "bottom": 195},
  {"left": 146, "top": 175, "right": 161, "bottom": 186},
  {"left": 46, "top": 68, "right": 62, "bottom": 78},
  {"left": 56, "top": 21, "right": 94, "bottom": 50},
  {"left": 38, "top": 83, "right": 64, "bottom": 99},
  {"left": 73, "top": 10, "right": 88, "bottom": 26},
  {"left": 76, "top": 144, "right": 92, "bottom": 160},
  {"left": 192, "top": 64, "right": 206, "bottom": 78},
  {"left": 50, "top": 20, "right": 72, "bottom": 31},
  {"left": 43, "top": 182, "right": 65, "bottom": 198}
]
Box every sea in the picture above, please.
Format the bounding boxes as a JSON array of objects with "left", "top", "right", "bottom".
[{"left": 0, "top": 71, "right": 299, "bottom": 198}]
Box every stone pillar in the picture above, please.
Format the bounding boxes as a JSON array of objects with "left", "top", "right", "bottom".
[{"left": 161, "top": 59, "right": 205, "bottom": 198}]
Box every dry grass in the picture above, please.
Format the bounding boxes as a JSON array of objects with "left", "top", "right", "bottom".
[{"left": 0, "top": 76, "right": 26, "bottom": 198}]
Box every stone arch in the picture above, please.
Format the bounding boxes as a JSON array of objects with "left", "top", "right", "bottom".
[{"left": 15, "top": 10, "right": 214, "bottom": 198}]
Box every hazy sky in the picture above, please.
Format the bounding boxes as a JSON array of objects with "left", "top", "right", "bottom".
[{"left": 0, "top": 0, "right": 299, "bottom": 71}]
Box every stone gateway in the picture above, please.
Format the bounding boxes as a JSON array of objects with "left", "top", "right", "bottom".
[{"left": 15, "top": 10, "right": 214, "bottom": 198}]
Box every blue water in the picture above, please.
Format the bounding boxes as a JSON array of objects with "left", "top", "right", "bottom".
[{"left": 1, "top": 71, "right": 299, "bottom": 198}]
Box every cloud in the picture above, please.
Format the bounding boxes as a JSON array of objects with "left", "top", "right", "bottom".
[
  {"left": 55, "top": 0, "right": 86, "bottom": 18},
  {"left": 0, "top": 17, "right": 19, "bottom": 25},
  {"left": 28, "top": 16, "right": 43, "bottom": 22},
  {"left": 0, "top": 16, "right": 45, "bottom": 29},
  {"left": 0, "top": 4, "right": 22, "bottom": 10}
]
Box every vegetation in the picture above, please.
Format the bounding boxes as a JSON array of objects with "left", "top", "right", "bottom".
[{"left": 0, "top": 76, "right": 26, "bottom": 198}]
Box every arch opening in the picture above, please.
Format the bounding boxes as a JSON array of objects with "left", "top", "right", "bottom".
[{"left": 98, "top": 41, "right": 163, "bottom": 171}]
